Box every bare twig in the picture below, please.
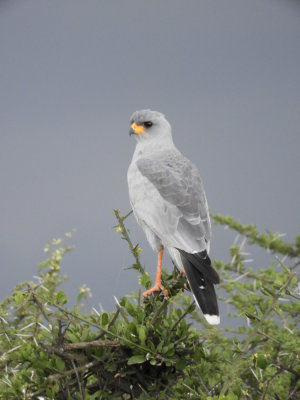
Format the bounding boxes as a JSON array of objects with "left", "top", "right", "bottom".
[
  {"left": 48, "top": 360, "right": 101, "bottom": 381},
  {"left": 39, "top": 343, "right": 75, "bottom": 361},
  {"left": 71, "top": 359, "right": 85, "bottom": 400},
  {"left": 65, "top": 340, "right": 120, "bottom": 350},
  {"left": 276, "top": 364, "right": 300, "bottom": 378}
]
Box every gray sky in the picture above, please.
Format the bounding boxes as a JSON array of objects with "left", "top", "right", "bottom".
[{"left": 1, "top": 0, "right": 299, "bottom": 326}]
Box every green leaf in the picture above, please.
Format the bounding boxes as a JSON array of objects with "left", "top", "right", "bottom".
[
  {"left": 56, "top": 290, "right": 68, "bottom": 304},
  {"left": 55, "top": 357, "right": 65, "bottom": 371},
  {"left": 244, "top": 311, "right": 261, "bottom": 321},
  {"left": 77, "top": 293, "right": 83, "bottom": 302},
  {"left": 127, "top": 355, "right": 146, "bottom": 365},
  {"left": 13, "top": 291, "right": 25, "bottom": 306},
  {"left": 125, "top": 300, "right": 136, "bottom": 317},
  {"left": 139, "top": 273, "right": 152, "bottom": 288},
  {"left": 137, "top": 309, "right": 144, "bottom": 323},
  {"left": 137, "top": 325, "right": 147, "bottom": 345},
  {"left": 256, "top": 355, "right": 269, "bottom": 369},
  {"left": 101, "top": 312, "right": 109, "bottom": 326}
]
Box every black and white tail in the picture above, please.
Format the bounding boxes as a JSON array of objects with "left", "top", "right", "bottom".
[{"left": 178, "top": 249, "right": 220, "bottom": 325}]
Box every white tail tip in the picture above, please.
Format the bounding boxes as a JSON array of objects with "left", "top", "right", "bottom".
[{"left": 204, "top": 314, "right": 220, "bottom": 325}]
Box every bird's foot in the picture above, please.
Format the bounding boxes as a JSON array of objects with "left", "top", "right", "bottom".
[{"left": 142, "top": 282, "right": 168, "bottom": 298}]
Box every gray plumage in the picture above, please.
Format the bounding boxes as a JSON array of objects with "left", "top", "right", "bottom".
[{"left": 127, "top": 109, "right": 220, "bottom": 325}]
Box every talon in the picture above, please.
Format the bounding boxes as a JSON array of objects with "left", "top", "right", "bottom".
[{"left": 143, "top": 283, "right": 168, "bottom": 298}]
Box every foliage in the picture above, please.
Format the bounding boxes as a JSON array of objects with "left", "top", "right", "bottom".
[{"left": 0, "top": 212, "right": 299, "bottom": 399}]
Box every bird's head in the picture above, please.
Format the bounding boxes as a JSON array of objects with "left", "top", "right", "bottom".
[{"left": 129, "top": 109, "right": 172, "bottom": 143}]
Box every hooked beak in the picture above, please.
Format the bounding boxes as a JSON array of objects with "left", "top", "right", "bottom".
[{"left": 129, "top": 122, "right": 146, "bottom": 136}]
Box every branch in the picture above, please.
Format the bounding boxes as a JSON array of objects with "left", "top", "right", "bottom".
[
  {"left": 219, "top": 270, "right": 296, "bottom": 396},
  {"left": 65, "top": 340, "right": 120, "bottom": 350},
  {"left": 212, "top": 214, "right": 300, "bottom": 258},
  {"left": 48, "top": 359, "right": 101, "bottom": 382},
  {"left": 114, "top": 209, "right": 145, "bottom": 273}
]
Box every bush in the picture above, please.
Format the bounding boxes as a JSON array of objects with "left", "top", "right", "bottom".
[{"left": 0, "top": 211, "right": 299, "bottom": 399}]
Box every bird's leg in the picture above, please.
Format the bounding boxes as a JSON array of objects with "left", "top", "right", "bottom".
[{"left": 142, "top": 247, "right": 169, "bottom": 298}]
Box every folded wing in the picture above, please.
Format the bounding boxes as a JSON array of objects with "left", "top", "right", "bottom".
[{"left": 136, "top": 151, "right": 211, "bottom": 253}]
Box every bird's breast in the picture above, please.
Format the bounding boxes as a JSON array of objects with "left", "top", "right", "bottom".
[
  {"left": 127, "top": 162, "right": 156, "bottom": 210},
  {"left": 127, "top": 161, "right": 179, "bottom": 241}
]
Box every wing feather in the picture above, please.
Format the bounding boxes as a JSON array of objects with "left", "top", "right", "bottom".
[{"left": 135, "top": 151, "right": 211, "bottom": 252}]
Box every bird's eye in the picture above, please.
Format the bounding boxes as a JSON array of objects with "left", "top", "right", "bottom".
[{"left": 144, "top": 121, "right": 153, "bottom": 128}]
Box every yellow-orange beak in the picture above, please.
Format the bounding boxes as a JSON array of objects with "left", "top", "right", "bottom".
[{"left": 130, "top": 122, "right": 146, "bottom": 135}]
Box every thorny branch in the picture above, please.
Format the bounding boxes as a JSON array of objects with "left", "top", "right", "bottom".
[
  {"left": 0, "top": 210, "right": 298, "bottom": 399},
  {"left": 114, "top": 209, "right": 145, "bottom": 273}
]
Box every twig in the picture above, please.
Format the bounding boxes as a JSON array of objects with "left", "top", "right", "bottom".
[
  {"left": 257, "top": 330, "right": 281, "bottom": 344},
  {"left": 170, "top": 301, "right": 195, "bottom": 333},
  {"left": 48, "top": 359, "right": 101, "bottom": 381},
  {"left": 39, "top": 343, "right": 75, "bottom": 361},
  {"left": 114, "top": 209, "right": 144, "bottom": 273},
  {"left": 65, "top": 340, "right": 120, "bottom": 350},
  {"left": 71, "top": 359, "right": 85, "bottom": 400},
  {"left": 30, "top": 289, "right": 52, "bottom": 326},
  {"left": 182, "top": 382, "right": 206, "bottom": 397},
  {"left": 151, "top": 298, "right": 168, "bottom": 326},
  {"left": 276, "top": 364, "right": 300, "bottom": 378},
  {"left": 93, "top": 307, "right": 121, "bottom": 340},
  {"left": 122, "top": 210, "right": 133, "bottom": 220}
]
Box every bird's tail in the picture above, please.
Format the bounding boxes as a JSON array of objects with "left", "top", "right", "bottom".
[{"left": 178, "top": 249, "right": 220, "bottom": 325}]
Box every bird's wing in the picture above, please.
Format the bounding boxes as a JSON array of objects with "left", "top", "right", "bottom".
[{"left": 135, "top": 151, "right": 211, "bottom": 252}]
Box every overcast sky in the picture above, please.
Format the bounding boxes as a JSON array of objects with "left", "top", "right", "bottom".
[{"left": 1, "top": 0, "right": 299, "bottom": 326}]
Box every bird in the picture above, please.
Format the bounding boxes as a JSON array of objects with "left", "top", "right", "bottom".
[{"left": 127, "top": 109, "right": 220, "bottom": 325}]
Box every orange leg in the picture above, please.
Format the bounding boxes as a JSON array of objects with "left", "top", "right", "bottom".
[{"left": 142, "top": 247, "right": 169, "bottom": 298}]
